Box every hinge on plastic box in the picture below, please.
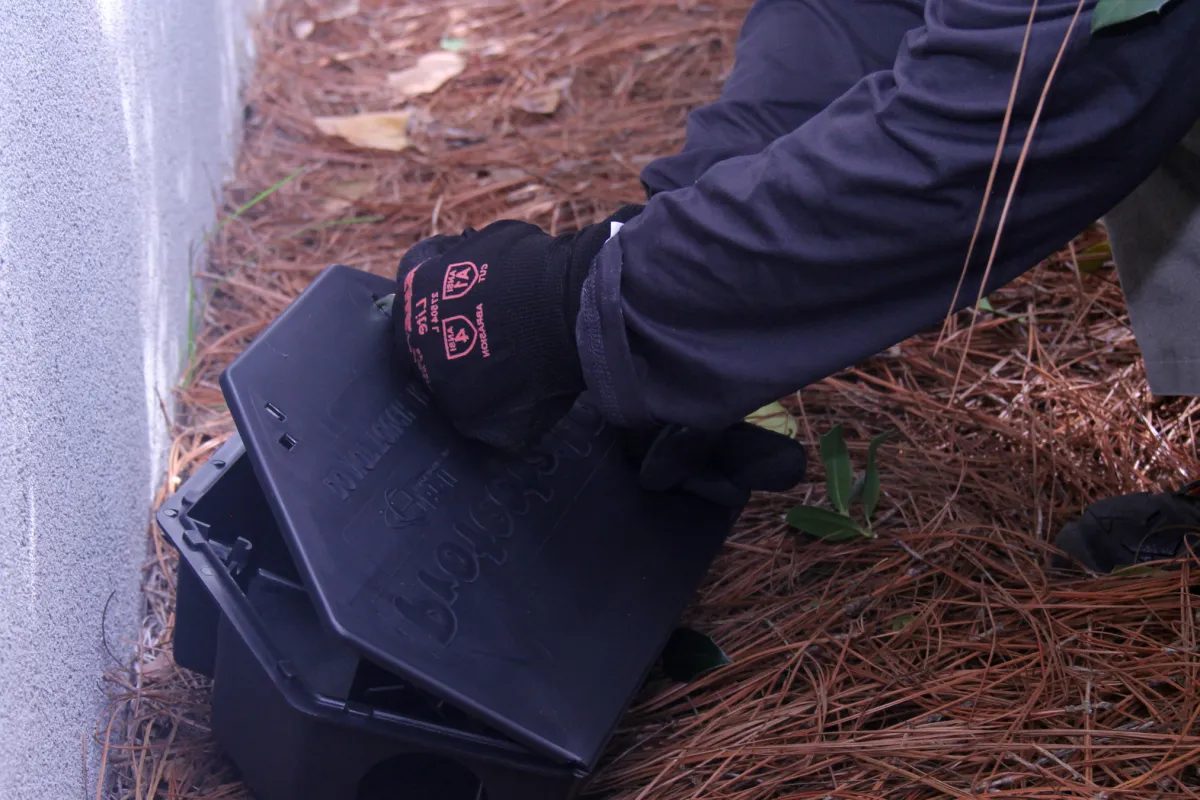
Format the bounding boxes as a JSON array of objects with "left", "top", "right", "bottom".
[
  {"left": 225, "top": 537, "right": 254, "bottom": 576},
  {"left": 182, "top": 529, "right": 205, "bottom": 550},
  {"left": 372, "top": 293, "right": 395, "bottom": 317}
]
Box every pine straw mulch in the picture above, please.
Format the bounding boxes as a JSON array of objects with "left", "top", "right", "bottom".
[{"left": 98, "top": 0, "right": 1200, "bottom": 797}]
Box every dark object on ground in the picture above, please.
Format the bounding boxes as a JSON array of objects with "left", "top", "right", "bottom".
[
  {"left": 1054, "top": 481, "right": 1200, "bottom": 573},
  {"left": 158, "top": 265, "right": 736, "bottom": 800},
  {"left": 625, "top": 421, "right": 807, "bottom": 509},
  {"left": 659, "top": 626, "right": 733, "bottom": 682}
]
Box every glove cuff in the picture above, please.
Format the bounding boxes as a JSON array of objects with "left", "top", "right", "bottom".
[{"left": 562, "top": 204, "right": 643, "bottom": 342}]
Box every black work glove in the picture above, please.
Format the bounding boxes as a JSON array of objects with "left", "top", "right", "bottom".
[
  {"left": 621, "top": 422, "right": 808, "bottom": 509},
  {"left": 394, "top": 206, "right": 642, "bottom": 451},
  {"left": 393, "top": 212, "right": 807, "bottom": 509}
]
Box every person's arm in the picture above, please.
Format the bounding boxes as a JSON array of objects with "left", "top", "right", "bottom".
[
  {"left": 578, "top": 0, "right": 1200, "bottom": 431},
  {"left": 641, "top": 0, "right": 924, "bottom": 195}
]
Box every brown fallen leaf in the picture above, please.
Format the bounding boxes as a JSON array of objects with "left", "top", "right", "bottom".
[
  {"left": 479, "top": 167, "right": 528, "bottom": 185},
  {"left": 314, "top": 111, "right": 412, "bottom": 152},
  {"left": 640, "top": 44, "right": 677, "bottom": 63},
  {"left": 512, "top": 85, "right": 564, "bottom": 115},
  {"left": 140, "top": 655, "right": 176, "bottom": 681},
  {"left": 321, "top": 178, "right": 377, "bottom": 213},
  {"left": 293, "top": 19, "right": 315, "bottom": 39},
  {"left": 296, "top": 0, "right": 358, "bottom": 42},
  {"left": 317, "top": 0, "right": 359, "bottom": 22},
  {"left": 480, "top": 39, "right": 508, "bottom": 56},
  {"left": 506, "top": 184, "right": 540, "bottom": 203},
  {"left": 388, "top": 52, "right": 466, "bottom": 97}
]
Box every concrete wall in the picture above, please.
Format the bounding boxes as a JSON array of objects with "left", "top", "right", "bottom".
[{"left": 0, "top": 1, "right": 257, "bottom": 796}]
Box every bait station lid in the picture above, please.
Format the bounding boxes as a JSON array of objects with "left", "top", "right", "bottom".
[{"left": 218, "top": 265, "right": 736, "bottom": 769}]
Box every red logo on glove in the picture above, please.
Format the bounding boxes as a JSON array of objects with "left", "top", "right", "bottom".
[
  {"left": 442, "top": 262, "right": 480, "bottom": 300},
  {"left": 442, "top": 315, "right": 478, "bottom": 359}
]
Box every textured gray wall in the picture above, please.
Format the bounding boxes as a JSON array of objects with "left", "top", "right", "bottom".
[{"left": 0, "top": 1, "right": 255, "bottom": 796}]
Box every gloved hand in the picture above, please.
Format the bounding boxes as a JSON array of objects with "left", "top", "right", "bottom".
[
  {"left": 621, "top": 422, "right": 807, "bottom": 509},
  {"left": 392, "top": 212, "right": 807, "bottom": 509},
  {"left": 393, "top": 206, "right": 642, "bottom": 451}
]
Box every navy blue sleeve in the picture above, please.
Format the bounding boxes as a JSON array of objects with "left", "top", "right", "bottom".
[
  {"left": 641, "top": 0, "right": 924, "bottom": 196},
  {"left": 577, "top": 0, "right": 1200, "bottom": 430}
]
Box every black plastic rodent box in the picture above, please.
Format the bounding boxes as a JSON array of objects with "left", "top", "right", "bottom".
[{"left": 157, "top": 264, "right": 737, "bottom": 800}]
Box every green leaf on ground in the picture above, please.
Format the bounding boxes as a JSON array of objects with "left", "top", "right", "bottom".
[
  {"left": 819, "top": 424, "right": 854, "bottom": 514},
  {"left": 786, "top": 505, "right": 870, "bottom": 542},
  {"left": 661, "top": 627, "right": 733, "bottom": 682},
  {"left": 746, "top": 401, "right": 798, "bottom": 438},
  {"left": 849, "top": 472, "right": 866, "bottom": 503},
  {"left": 439, "top": 36, "right": 467, "bottom": 51},
  {"left": 978, "top": 296, "right": 1028, "bottom": 323},
  {"left": 891, "top": 614, "right": 916, "bottom": 632},
  {"left": 1093, "top": 0, "right": 1174, "bottom": 33},
  {"left": 1077, "top": 241, "right": 1113, "bottom": 274},
  {"left": 862, "top": 432, "right": 891, "bottom": 523},
  {"left": 211, "top": 166, "right": 307, "bottom": 242},
  {"left": 1113, "top": 564, "right": 1165, "bottom": 577}
]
